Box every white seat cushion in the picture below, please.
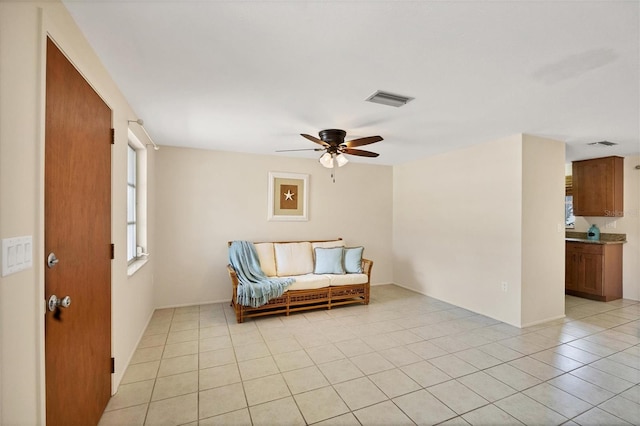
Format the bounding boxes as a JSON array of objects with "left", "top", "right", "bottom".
[
  {"left": 274, "top": 242, "right": 314, "bottom": 276},
  {"left": 326, "top": 274, "right": 368, "bottom": 286},
  {"left": 254, "top": 243, "right": 276, "bottom": 277},
  {"left": 283, "top": 274, "right": 331, "bottom": 291}
]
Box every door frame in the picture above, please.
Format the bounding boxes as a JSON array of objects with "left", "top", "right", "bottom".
[{"left": 37, "top": 15, "right": 116, "bottom": 424}]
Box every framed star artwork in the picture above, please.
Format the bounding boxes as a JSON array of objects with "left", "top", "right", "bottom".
[{"left": 267, "top": 171, "right": 309, "bottom": 221}]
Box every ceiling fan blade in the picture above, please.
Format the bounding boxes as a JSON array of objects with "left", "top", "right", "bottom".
[
  {"left": 342, "top": 148, "right": 379, "bottom": 158},
  {"left": 301, "top": 133, "right": 329, "bottom": 147},
  {"left": 276, "top": 148, "right": 324, "bottom": 152},
  {"left": 344, "top": 135, "right": 383, "bottom": 148}
]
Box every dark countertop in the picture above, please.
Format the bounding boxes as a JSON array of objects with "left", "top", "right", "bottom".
[
  {"left": 565, "top": 238, "right": 626, "bottom": 245},
  {"left": 565, "top": 231, "right": 627, "bottom": 244}
]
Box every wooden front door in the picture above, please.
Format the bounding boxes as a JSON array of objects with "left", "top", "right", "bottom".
[{"left": 45, "top": 37, "right": 112, "bottom": 426}]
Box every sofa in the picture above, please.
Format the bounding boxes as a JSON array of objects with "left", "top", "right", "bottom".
[{"left": 227, "top": 239, "right": 373, "bottom": 323}]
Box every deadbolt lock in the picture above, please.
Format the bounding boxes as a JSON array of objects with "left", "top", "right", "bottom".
[{"left": 47, "top": 252, "right": 59, "bottom": 268}]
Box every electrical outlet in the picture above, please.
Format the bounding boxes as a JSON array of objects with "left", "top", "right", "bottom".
[
  {"left": 501, "top": 282, "right": 508, "bottom": 292},
  {"left": 605, "top": 221, "right": 617, "bottom": 229}
]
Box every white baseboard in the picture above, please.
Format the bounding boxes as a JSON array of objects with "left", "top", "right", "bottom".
[
  {"left": 370, "top": 281, "right": 394, "bottom": 287},
  {"left": 520, "top": 314, "right": 566, "bottom": 328},
  {"left": 111, "top": 308, "right": 156, "bottom": 395},
  {"left": 154, "top": 299, "right": 230, "bottom": 310}
]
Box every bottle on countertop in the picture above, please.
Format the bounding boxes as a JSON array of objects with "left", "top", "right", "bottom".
[{"left": 587, "top": 224, "right": 600, "bottom": 241}]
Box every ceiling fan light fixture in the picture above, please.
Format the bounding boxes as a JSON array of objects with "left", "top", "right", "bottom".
[
  {"left": 319, "top": 152, "right": 334, "bottom": 168},
  {"left": 365, "top": 90, "right": 414, "bottom": 107},
  {"left": 335, "top": 153, "right": 349, "bottom": 167}
]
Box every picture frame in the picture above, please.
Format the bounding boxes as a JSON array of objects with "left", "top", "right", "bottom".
[{"left": 268, "top": 172, "right": 309, "bottom": 221}]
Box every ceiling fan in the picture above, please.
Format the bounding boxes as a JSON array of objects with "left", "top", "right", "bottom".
[{"left": 277, "top": 129, "right": 383, "bottom": 169}]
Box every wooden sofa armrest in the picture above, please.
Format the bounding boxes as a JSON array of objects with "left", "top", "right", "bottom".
[
  {"left": 362, "top": 258, "right": 373, "bottom": 279},
  {"left": 227, "top": 264, "right": 238, "bottom": 281},
  {"left": 227, "top": 264, "right": 239, "bottom": 302}
]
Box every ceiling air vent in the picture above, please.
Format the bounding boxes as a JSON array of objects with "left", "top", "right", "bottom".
[
  {"left": 587, "top": 141, "right": 617, "bottom": 147},
  {"left": 365, "top": 90, "right": 414, "bottom": 107}
]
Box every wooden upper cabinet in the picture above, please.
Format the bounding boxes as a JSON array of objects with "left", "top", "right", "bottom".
[{"left": 572, "top": 156, "right": 623, "bottom": 217}]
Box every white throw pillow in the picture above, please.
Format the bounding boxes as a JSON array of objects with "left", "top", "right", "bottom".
[
  {"left": 311, "top": 240, "right": 346, "bottom": 250},
  {"left": 274, "top": 242, "right": 314, "bottom": 276},
  {"left": 254, "top": 243, "right": 276, "bottom": 277}
]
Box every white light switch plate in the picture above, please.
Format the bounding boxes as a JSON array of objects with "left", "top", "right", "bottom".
[{"left": 2, "top": 236, "right": 33, "bottom": 277}]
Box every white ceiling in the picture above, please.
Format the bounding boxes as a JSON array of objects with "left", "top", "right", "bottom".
[{"left": 63, "top": 0, "right": 640, "bottom": 165}]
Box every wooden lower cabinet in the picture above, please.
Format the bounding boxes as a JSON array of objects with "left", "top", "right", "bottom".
[
  {"left": 565, "top": 249, "right": 580, "bottom": 292},
  {"left": 565, "top": 242, "right": 622, "bottom": 302}
]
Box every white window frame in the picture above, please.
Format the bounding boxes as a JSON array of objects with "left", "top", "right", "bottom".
[
  {"left": 127, "top": 144, "right": 137, "bottom": 263},
  {"left": 127, "top": 129, "right": 148, "bottom": 276}
]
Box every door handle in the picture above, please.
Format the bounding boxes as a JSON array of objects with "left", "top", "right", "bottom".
[{"left": 48, "top": 295, "right": 71, "bottom": 312}]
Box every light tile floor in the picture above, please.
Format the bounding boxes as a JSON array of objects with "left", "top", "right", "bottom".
[{"left": 99, "top": 285, "right": 640, "bottom": 425}]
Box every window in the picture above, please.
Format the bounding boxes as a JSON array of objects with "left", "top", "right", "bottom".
[
  {"left": 127, "top": 144, "right": 137, "bottom": 263},
  {"left": 565, "top": 175, "right": 575, "bottom": 228},
  {"left": 127, "top": 129, "right": 148, "bottom": 274},
  {"left": 565, "top": 196, "right": 575, "bottom": 228}
]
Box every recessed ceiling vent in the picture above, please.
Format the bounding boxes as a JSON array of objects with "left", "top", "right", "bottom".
[
  {"left": 365, "top": 90, "right": 414, "bottom": 107},
  {"left": 587, "top": 141, "right": 618, "bottom": 147}
]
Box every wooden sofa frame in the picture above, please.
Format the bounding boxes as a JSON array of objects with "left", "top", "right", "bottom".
[{"left": 227, "top": 240, "right": 372, "bottom": 323}]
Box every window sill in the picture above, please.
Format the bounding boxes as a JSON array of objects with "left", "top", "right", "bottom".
[{"left": 127, "top": 257, "right": 149, "bottom": 277}]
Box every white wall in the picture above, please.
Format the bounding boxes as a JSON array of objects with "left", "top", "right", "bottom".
[
  {"left": 393, "top": 134, "right": 566, "bottom": 327},
  {"left": 521, "top": 135, "right": 566, "bottom": 326},
  {"left": 572, "top": 156, "right": 640, "bottom": 300},
  {"left": 0, "top": 5, "right": 41, "bottom": 423},
  {"left": 154, "top": 147, "right": 394, "bottom": 307},
  {"left": 0, "top": 2, "right": 156, "bottom": 423},
  {"left": 393, "top": 135, "right": 525, "bottom": 326}
]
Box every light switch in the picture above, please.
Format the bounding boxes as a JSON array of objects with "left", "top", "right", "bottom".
[
  {"left": 16, "top": 244, "right": 24, "bottom": 264},
  {"left": 7, "top": 246, "right": 16, "bottom": 267},
  {"left": 2, "top": 235, "right": 33, "bottom": 277}
]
